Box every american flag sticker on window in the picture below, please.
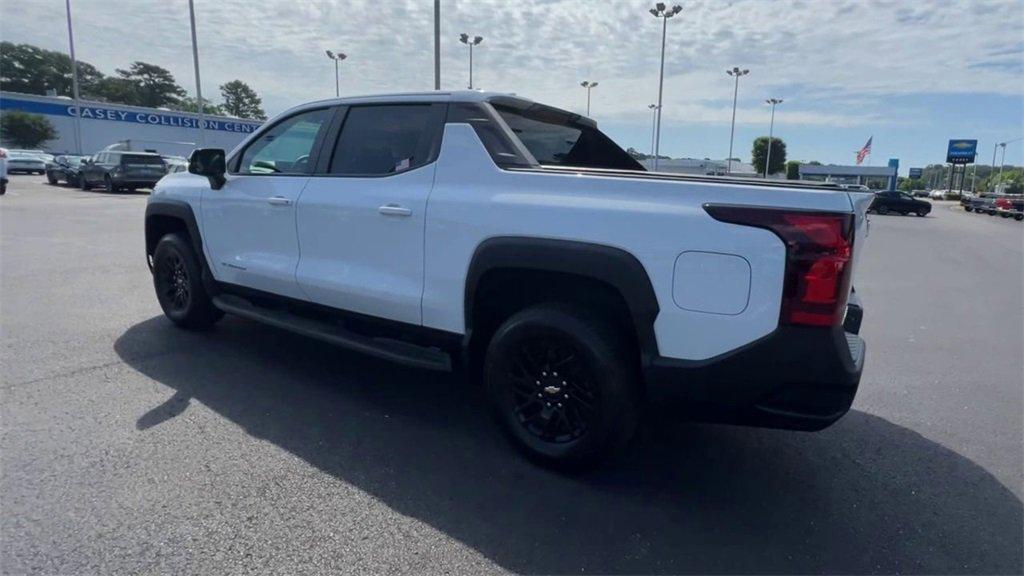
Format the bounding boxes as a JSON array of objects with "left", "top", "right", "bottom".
[{"left": 395, "top": 158, "right": 411, "bottom": 172}]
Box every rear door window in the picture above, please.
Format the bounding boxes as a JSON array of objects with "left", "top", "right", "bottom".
[{"left": 328, "top": 104, "right": 444, "bottom": 176}]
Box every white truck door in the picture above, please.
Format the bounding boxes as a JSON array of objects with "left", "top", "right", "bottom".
[
  {"left": 294, "top": 103, "right": 446, "bottom": 325},
  {"left": 201, "top": 107, "right": 333, "bottom": 300}
]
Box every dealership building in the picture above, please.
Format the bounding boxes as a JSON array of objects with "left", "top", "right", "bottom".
[{"left": 0, "top": 91, "right": 263, "bottom": 157}]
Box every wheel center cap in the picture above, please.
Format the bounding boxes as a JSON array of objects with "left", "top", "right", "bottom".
[{"left": 543, "top": 385, "right": 561, "bottom": 395}]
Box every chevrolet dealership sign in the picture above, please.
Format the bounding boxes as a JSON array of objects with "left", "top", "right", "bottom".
[{"left": 946, "top": 139, "right": 977, "bottom": 165}]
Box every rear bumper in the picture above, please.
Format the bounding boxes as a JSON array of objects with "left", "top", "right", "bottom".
[
  {"left": 644, "top": 304, "right": 865, "bottom": 431},
  {"left": 112, "top": 177, "right": 162, "bottom": 188}
]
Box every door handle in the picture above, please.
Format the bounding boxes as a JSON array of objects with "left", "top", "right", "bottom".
[
  {"left": 267, "top": 196, "right": 293, "bottom": 206},
  {"left": 378, "top": 203, "right": 412, "bottom": 217}
]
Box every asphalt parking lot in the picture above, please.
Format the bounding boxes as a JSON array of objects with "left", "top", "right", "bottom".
[{"left": 2, "top": 174, "right": 1021, "bottom": 575}]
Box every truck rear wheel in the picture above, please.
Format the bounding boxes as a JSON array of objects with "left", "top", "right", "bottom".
[
  {"left": 152, "top": 233, "right": 224, "bottom": 329},
  {"left": 484, "top": 303, "right": 639, "bottom": 468}
]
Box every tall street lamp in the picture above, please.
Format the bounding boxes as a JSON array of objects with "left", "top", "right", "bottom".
[
  {"left": 725, "top": 67, "right": 749, "bottom": 175},
  {"left": 764, "top": 98, "right": 783, "bottom": 178},
  {"left": 649, "top": 3, "right": 682, "bottom": 171},
  {"left": 459, "top": 33, "right": 483, "bottom": 89},
  {"left": 648, "top": 104, "right": 659, "bottom": 160},
  {"left": 64, "top": 0, "right": 83, "bottom": 154},
  {"left": 325, "top": 50, "right": 347, "bottom": 98},
  {"left": 996, "top": 137, "right": 1023, "bottom": 181},
  {"left": 580, "top": 81, "right": 598, "bottom": 116},
  {"left": 187, "top": 0, "right": 207, "bottom": 146}
]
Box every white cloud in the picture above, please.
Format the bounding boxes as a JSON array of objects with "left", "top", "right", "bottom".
[{"left": 1, "top": 0, "right": 1021, "bottom": 129}]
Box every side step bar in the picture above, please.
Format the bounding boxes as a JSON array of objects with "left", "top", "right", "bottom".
[{"left": 212, "top": 294, "right": 452, "bottom": 372}]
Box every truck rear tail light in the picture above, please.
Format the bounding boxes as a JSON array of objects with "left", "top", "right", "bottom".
[{"left": 704, "top": 205, "right": 855, "bottom": 328}]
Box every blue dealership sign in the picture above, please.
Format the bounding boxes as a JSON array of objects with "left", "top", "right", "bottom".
[
  {"left": 909, "top": 167, "right": 923, "bottom": 179},
  {"left": 0, "top": 95, "right": 262, "bottom": 134},
  {"left": 946, "top": 139, "right": 977, "bottom": 164}
]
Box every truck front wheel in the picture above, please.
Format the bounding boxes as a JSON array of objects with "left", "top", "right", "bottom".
[
  {"left": 152, "top": 233, "right": 224, "bottom": 329},
  {"left": 484, "top": 304, "right": 639, "bottom": 468}
]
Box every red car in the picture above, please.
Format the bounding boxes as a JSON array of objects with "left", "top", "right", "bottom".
[{"left": 993, "top": 196, "right": 1024, "bottom": 221}]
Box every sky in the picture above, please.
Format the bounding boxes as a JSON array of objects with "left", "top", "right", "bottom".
[{"left": 1, "top": 0, "right": 1022, "bottom": 174}]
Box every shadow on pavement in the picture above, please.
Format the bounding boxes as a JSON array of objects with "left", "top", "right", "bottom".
[{"left": 114, "top": 316, "right": 1023, "bottom": 574}]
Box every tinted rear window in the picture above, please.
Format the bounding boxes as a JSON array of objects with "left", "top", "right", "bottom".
[
  {"left": 122, "top": 155, "right": 165, "bottom": 165},
  {"left": 493, "top": 103, "right": 643, "bottom": 171},
  {"left": 329, "top": 104, "right": 442, "bottom": 175}
]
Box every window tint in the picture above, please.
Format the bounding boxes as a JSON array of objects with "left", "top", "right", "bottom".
[
  {"left": 238, "top": 108, "right": 331, "bottom": 174},
  {"left": 329, "top": 105, "right": 440, "bottom": 175},
  {"left": 492, "top": 103, "right": 643, "bottom": 171},
  {"left": 122, "top": 154, "right": 164, "bottom": 166}
]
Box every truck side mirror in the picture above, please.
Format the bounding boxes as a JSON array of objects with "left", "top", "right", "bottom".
[{"left": 188, "top": 148, "right": 226, "bottom": 190}]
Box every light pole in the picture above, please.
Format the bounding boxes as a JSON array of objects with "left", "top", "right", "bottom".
[
  {"left": 996, "top": 137, "right": 1023, "bottom": 182},
  {"left": 649, "top": 3, "right": 682, "bottom": 171},
  {"left": 725, "top": 67, "right": 749, "bottom": 175},
  {"left": 64, "top": 0, "right": 82, "bottom": 154},
  {"left": 325, "top": 50, "right": 347, "bottom": 98},
  {"left": 580, "top": 81, "right": 598, "bottom": 116},
  {"left": 764, "top": 98, "right": 783, "bottom": 178},
  {"left": 648, "top": 104, "right": 659, "bottom": 161},
  {"left": 188, "top": 0, "right": 205, "bottom": 146},
  {"left": 459, "top": 33, "right": 483, "bottom": 89},
  {"left": 434, "top": 0, "right": 440, "bottom": 90}
]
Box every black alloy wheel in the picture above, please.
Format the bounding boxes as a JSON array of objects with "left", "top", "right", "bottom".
[
  {"left": 151, "top": 233, "right": 224, "bottom": 329},
  {"left": 506, "top": 336, "right": 600, "bottom": 444},
  {"left": 156, "top": 251, "right": 191, "bottom": 313},
  {"left": 485, "top": 304, "right": 639, "bottom": 468}
]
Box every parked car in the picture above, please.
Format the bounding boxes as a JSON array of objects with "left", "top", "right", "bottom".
[
  {"left": 145, "top": 91, "right": 871, "bottom": 466},
  {"left": 9, "top": 149, "right": 54, "bottom": 163},
  {"left": 841, "top": 184, "right": 872, "bottom": 192},
  {"left": 993, "top": 195, "right": 1024, "bottom": 220},
  {"left": 80, "top": 151, "right": 167, "bottom": 192},
  {"left": 964, "top": 193, "right": 992, "bottom": 213},
  {"left": 0, "top": 147, "right": 8, "bottom": 195},
  {"left": 6, "top": 151, "right": 47, "bottom": 174},
  {"left": 912, "top": 189, "right": 929, "bottom": 198},
  {"left": 45, "top": 154, "right": 89, "bottom": 186},
  {"left": 161, "top": 155, "right": 189, "bottom": 174},
  {"left": 929, "top": 189, "right": 946, "bottom": 199},
  {"left": 870, "top": 190, "right": 931, "bottom": 216}
]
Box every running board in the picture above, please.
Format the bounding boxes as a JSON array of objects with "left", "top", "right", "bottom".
[{"left": 212, "top": 294, "right": 452, "bottom": 371}]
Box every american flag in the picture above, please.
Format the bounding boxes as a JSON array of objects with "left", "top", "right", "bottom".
[{"left": 855, "top": 136, "right": 873, "bottom": 165}]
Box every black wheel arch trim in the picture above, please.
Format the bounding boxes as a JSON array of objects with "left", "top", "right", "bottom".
[
  {"left": 144, "top": 199, "right": 219, "bottom": 296},
  {"left": 464, "top": 236, "right": 660, "bottom": 362}
]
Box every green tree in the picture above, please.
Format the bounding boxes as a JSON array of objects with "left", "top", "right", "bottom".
[
  {"left": 113, "top": 61, "right": 186, "bottom": 107},
  {"left": 1, "top": 111, "right": 57, "bottom": 148},
  {"left": 785, "top": 160, "right": 800, "bottom": 180},
  {"left": 219, "top": 79, "right": 266, "bottom": 119},
  {"left": 0, "top": 41, "right": 105, "bottom": 96},
  {"left": 173, "top": 96, "right": 224, "bottom": 116},
  {"left": 752, "top": 136, "right": 787, "bottom": 175}
]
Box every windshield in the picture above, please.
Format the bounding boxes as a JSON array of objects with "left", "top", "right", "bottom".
[{"left": 492, "top": 102, "right": 643, "bottom": 171}]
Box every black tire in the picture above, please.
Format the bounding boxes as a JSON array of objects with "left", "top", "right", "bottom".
[
  {"left": 80, "top": 174, "right": 92, "bottom": 190},
  {"left": 152, "top": 233, "right": 224, "bottom": 329},
  {"left": 876, "top": 205, "right": 889, "bottom": 215},
  {"left": 916, "top": 209, "right": 927, "bottom": 217},
  {"left": 46, "top": 171, "right": 58, "bottom": 185},
  {"left": 484, "top": 303, "right": 640, "bottom": 469},
  {"left": 964, "top": 206, "right": 972, "bottom": 212},
  {"left": 1015, "top": 214, "right": 1023, "bottom": 221},
  {"left": 103, "top": 174, "right": 116, "bottom": 193}
]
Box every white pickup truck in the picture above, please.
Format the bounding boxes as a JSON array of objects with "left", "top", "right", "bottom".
[{"left": 145, "top": 91, "right": 870, "bottom": 466}]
